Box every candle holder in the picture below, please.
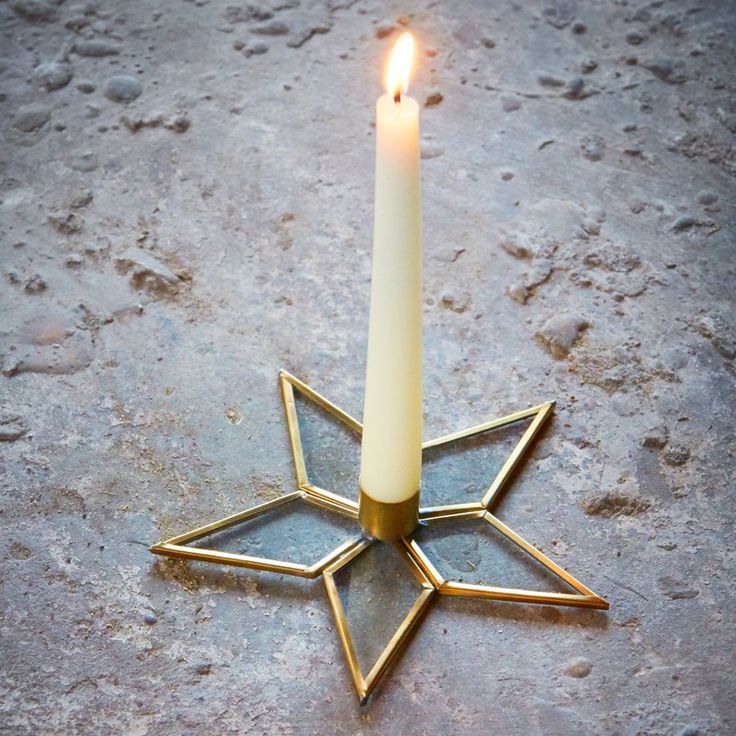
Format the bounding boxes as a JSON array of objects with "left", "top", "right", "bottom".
[{"left": 150, "top": 370, "right": 608, "bottom": 704}]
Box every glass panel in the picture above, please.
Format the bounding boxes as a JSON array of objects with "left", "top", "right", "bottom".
[
  {"left": 190, "top": 498, "right": 357, "bottom": 564},
  {"left": 294, "top": 389, "right": 361, "bottom": 501},
  {"left": 414, "top": 517, "right": 575, "bottom": 592},
  {"left": 420, "top": 417, "right": 533, "bottom": 507},
  {"left": 333, "top": 542, "right": 420, "bottom": 675}
]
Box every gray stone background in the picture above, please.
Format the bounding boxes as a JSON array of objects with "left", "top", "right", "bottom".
[{"left": 1, "top": 0, "right": 734, "bottom": 734}]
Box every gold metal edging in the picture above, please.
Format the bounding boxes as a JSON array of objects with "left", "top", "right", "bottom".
[
  {"left": 323, "top": 538, "right": 436, "bottom": 703},
  {"left": 481, "top": 401, "right": 555, "bottom": 509},
  {"left": 422, "top": 402, "right": 553, "bottom": 450},
  {"left": 150, "top": 490, "right": 364, "bottom": 579}
]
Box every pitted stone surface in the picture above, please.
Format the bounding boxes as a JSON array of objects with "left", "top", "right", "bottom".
[{"left": 1, "top": 1, "right": 734, "bottom": 735}]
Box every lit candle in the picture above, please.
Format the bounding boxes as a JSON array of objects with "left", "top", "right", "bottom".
[{"left": 358, "top": 32, "right": 422, "bottom": 541}]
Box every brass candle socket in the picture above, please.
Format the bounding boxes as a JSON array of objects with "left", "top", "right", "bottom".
[{"left": 358, "top": 488, "right": 419, "bottom": 541}]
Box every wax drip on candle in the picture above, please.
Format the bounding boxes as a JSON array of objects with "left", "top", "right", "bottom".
[{"left": 386, "top": 31, "right": 415, "bottom": 104}]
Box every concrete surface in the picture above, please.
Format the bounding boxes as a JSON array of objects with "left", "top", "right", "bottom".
[{"left": 1, "top": 0, "right": 734, "bottom": 734}]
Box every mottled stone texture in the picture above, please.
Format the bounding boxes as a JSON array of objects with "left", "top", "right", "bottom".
[{"left": 1, "top": 1, "right": 734, "bottom": 734}]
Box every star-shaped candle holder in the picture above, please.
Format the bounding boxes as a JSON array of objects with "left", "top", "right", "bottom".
[{"left": 150, "top": 371, "right": 608, "bottom": 704}]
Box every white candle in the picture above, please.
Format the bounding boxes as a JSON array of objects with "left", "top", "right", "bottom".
[{"left": 359, "top": 33, "right": 423, "bottom": 506}]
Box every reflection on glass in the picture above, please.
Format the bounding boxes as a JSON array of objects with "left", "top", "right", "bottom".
[
  {"left": 294, "top": 390, "right": 361, "bottom": 500},
  {"left": 295, "top": 383, "right": 536, "bottom": 510},
  {"left": 421, "top": 418, "right": 533, "bottom": 507},
  {"left": 190, "top": 498, "right": 356, "bottom": 564},
  {"left": 414, "top": 517, "right": 575, "bottom": 592},
  {"left": 334, "top": 542, "right": 421, "bottom": 674}
]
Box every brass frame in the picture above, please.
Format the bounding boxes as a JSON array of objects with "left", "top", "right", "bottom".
[
  {"left": 150, "top": 370, "right": 608, "bottom": 703},
  {"left": 323, "top": 539, "right": 436, "bottom": 705}
]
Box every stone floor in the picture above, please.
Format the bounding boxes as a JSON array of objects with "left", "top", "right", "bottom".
[{"left": 1, "top": 0, "right": 734, "bottom": 734}]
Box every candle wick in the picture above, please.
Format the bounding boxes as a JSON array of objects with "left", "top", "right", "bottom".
[{"left": 393, "top": 90, "right": 401, "bottom": 104}]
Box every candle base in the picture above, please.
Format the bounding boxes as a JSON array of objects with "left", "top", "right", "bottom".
[
  {"left": 149, "top": 370, "right": 609, "bottom": 705},
  {"left": 358, "top": 488, "right": 419, "bottom": 541}
]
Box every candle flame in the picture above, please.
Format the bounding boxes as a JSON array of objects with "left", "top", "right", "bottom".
[{"left": 385, "top": 32, "right": 415, "bottom": 101}]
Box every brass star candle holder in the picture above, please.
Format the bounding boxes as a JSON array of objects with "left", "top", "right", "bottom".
[{"left": 150, "top": 370, "right": 608, "bottom": 704}]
